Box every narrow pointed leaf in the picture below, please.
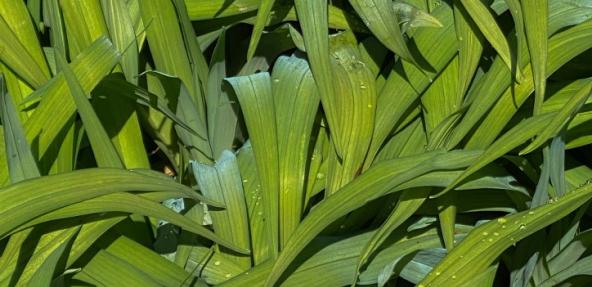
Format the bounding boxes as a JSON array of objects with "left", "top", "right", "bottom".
[
  {"left": 55, "top": 52, "right": 123, "bottom": 168},
  {"left": 521, "top": 80, "right": 592, "bottom": 154},
  {"left": 264, "top": 150, "right": 482, "bottom": 286},
  {"left": 419, "top": 182, "right": 592, "bottom": 286},
  {"left": 349, "top": 0, "right": 417, "bottom": 64},
  {"left": 522, "top": 0, "right": 548, "bottom": 115},
  {"left": 459, "top": 0, "right": 518, "bottom": 79},
  {"left": 247, "top": 0, "right": 277, "bottom": 60}
]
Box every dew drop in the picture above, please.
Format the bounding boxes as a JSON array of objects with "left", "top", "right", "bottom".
[
  {"left": 497, "top": 218, "right": 507, "bottom": 224},
  {"left": 367, "top": 104, "right": 373, "bottom": 108},
  {"left": 257, "top": 211, "right": 263, "bottom": 216},
  {"left": 482, "top": 231, "right": 489, "bottom": 236},
  {"left": 225, "top": 273, "right": 232, "bottom": 278},
  {"left": 242, "top": 179, "right": 248, "bottom": 183},
  {"left": 502, "top": 225, "right": 506, "bottom": 229},
  {"left": 528, "top": 211, "right": 534, "bottom": 215},
  {"left": 519, "top": 224, "right": 526, "bottom": 230},
  {"left": 493, "top": 232, "right": 499, "bottom": 236},
  {"left": 488, "top": 238, "right": 493, "bottom": 242},
  {"left": 273, "top": 78, "right": 280, "bottom": 83},
  {"left": 316, "top": 173, "right": 325, "bottom": 180},
  {"left": 452, "top": 275, "right": 457, "bottom": 280},
  {"left": 214, "top": 261, "right": 221, "bottom": 266},
  {"left": 435, "top": 272, "right": 441, "bottom": 276}
]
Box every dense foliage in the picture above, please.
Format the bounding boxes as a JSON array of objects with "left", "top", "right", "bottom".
[{"left": 1, "top": 0, "right": 592, "bottom": 286}]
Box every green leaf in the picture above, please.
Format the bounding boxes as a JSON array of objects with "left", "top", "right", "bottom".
[
  {"left": 521, "top": 80, "right": 592, "bottom": 154},
  {"left": 236, "top": 142, "right": 270, "bottom": 265},
  {"left": 0, "top": 168, "right": 223, "bottom": 240},
  {"left": 14, "top": 193, "right": 227, "bottom": 247},
  {"left": 140, "top": 0, "right": 196, "bottom": 97},
  {"left": 264, "top": 149, "right": 482, "bottom": 286},
  {"left": 272, "top": 55, "right": 320, "bottom": 246},
  {"left": 101, "top": 0, "right": 139, "bottom": 84},
  {"left": 17, "top": 36, "right": 120, "bottom": 182},
  {"left": 326, "top": 38, "right": 376, "bottom": 194},
  {"left": 55, "top": 52, "right": 124, "bottom": 168},
  {"left": 94, "top": 74, "right": 198, "bottom": 135},
  {"left": 460, "top": 16, "right": 592, "bottom": 149},
  {"left": 294, "top": 0, "right": 344, "bottom": 157},
  {"left": 0, "top": 76, "right": 40, "bottom": 182},
  {"left": 453, "top": 1, "right": 483, "bottom": 97},
  {"left": 419, "top": 181, "right": 592, "bottom": 286},
  {"left": 16, "top": 227, "right": 80, "bottom": 287},
  {"left": 0, "top": 0, "right": 50, "bottom": 85},
  {"left": 437, "top": 113, "right": 554, "bottom": 197},
  {"left": 60, "top": 0, "right": 110, "bottom": 57},
  {"left": 75, "top": 251, "right": 163, "bottom": 287},
  {"left": 109, "top": 236, "right": 199, "bottom": 286},
  {"left": 227, "top": 73, "right": 280, "bottom": 257},
  {"left": 0, "top": 16, "right": 49, "bottom": 89},
  {"left": 246, "top": 0, "right": 277, "bottom": 60},
  {"left": 521, "top": 0, "right": 548, "bottom": 115},
  {"left": 206, "top": 31, "right": 237, "bottom": 159},
  {"left": 184, "top": 0, "right": 259, "bottom": 19},
  {"left": 192, "top": 150, "right": 251, "bottom": 269},
  {"left": 393, "top": 2, "right": 443, "bottom": 31},
  {"left": 368, "top": 3, "right": 455, "bottom": 164},
  {"left": 349, "top": 0, "right": 418, "bottom": 65},
  {"left": 353, "top": 188, "right": 430, "bottom": 284},
  {"left": 459, "top": 0, "right": 520, "bottom": 80}
]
